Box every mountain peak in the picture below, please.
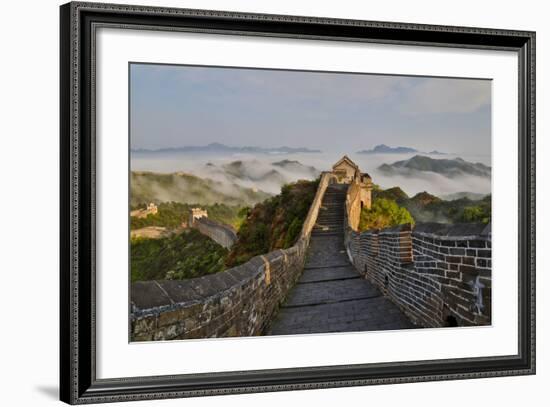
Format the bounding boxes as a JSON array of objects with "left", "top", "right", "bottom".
[
  {"left": 357, "top": 144, "right": 418, "bottom": 154},
  {"left": 379, "top": 155, "right": 491, "bottom": 179},
  {"left": 411, "top": 191, "right": 441, "bottom": 206}
]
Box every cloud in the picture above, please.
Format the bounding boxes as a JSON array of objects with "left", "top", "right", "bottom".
[
  {"left": 398, "top": 78, "right": 491, "bottom": 115},
  {"left": 130, "top": 64, "right": 491, "bottom": 155},
  {"left": 135, "top": 64, "right": 407, "bottom": 109}
]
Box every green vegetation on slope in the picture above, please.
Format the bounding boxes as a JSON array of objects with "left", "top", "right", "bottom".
[
  {"left": 225, "top": 179, "right": 319, "bottom": 267},
  {"left": 372, "top": 185, "right": 409, "bottom": 202},
  {"left": 130, "top": 229, "right": 228, "bottom": 282},
  {"left": 458, "top": 197, "right": 492, "bottom": 223},
  {"left": 359, "top": 198, "right": 415, "bottom": 231},
  {"left": 370, "top": 185, "right": 491, "bottom": 225},
  {"left": 403, "top": 192, "right": 491, "bottom": 224},
  {"left": 130, "top": 171, "right": 270, "bottom": 207},
  {"left": 130, "top": 201, "right": 245, "bottom": 231},
  {"left": 130, "top": 179, "right": 319, "bottom": 281}
]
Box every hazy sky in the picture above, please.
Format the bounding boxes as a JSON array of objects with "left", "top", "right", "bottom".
[{"left": 130, "top": 63, "right": 491, "bottom": 156}]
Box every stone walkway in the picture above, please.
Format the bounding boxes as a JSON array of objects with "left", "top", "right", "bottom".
[{"left": 269, "top": 184, "right": 415, "bottom": 335}]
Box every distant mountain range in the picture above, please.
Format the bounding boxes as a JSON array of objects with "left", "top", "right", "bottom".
[
  {"left": 357, "top": 144, "right": 447, "bottom": 155},
  {"left": 131, "top": 142, "right": 321, "bottom": 154},
  {"left": 378, "top": 155, "right": 491, "bottom": 179}
]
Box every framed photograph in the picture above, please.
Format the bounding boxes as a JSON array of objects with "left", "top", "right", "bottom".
[{"left": 60, "top": 1, "right": 535, "bottom": 404}]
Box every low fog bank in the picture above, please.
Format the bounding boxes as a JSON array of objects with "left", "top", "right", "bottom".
[
  {"left": 130, "top": 171, "right": 270, "bottom": 207},
  {"left": 131, "top": 151, "right": 492, "bottom": 198}
]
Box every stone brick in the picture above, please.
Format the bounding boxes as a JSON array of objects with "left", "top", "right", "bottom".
[
  {"left": 469, "top": 240, "right": 487, "bottom": 248},
  {"left": 462, "top": 257, "right": 475, "bottom": 266},
  {"left": 132, "top": 332, "right": 154, "bottom": 342},
  {"left": 154, "top": 323, "right": 184, "bottom": 341},
  {"left": 477, "top": 249, "right": 491, "bottom": 258},
  {"left": 158, "top": 308, "right": 185, "bottom": 327},
  {"left": 459, "top": 264, "right": 477, "bottom": 275},
  {"left": 133, "top": 316, "right": 156, "bottom": 335},
  {"left": 477, "top": 269, "right": 492, "bottom": 279},
  {"left": 476, "top": 258, "right": 488, "bottom": 268},
  {"left": 446, "top": 256, "right": 461, "bottom": 264},
  {"left": 446, "top": 271, "right": 461, "bottom": 280}
]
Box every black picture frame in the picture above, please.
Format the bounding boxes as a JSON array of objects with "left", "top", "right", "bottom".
[{"left": 60, "top": 2, "right": 536, "bottom": 404}]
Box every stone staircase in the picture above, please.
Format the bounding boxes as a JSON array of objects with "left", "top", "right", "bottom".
[
  {"left": 312, "top": 184, "right": 347, "bottom": 237},
  {"left": 268, "top": 183, "right": 414, "bottom": 335}
]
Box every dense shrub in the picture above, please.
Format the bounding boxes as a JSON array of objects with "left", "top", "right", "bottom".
[
  {"left": 225, "top": 179, "right": 319, "bottom": 267},
  {"left": 368, "top": 186, "right": 491, "bottom": 225},
  {"left": 359, "top": 198, "right": 415, "bottom": 231},
  {"left": 130, "top": 229, "right": 228, "bottom": 282},
  {"left": 403, "top": 193, "right": 491, "bottom": 224}
]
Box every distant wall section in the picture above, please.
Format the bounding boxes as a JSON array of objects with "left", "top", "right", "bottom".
[{"left": 192, "top": 217, "right": 237, "bottom": 249}]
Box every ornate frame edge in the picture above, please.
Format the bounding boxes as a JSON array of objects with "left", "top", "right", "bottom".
[{"left": 60, "top": 2, "right": 536, "bottom": 404}]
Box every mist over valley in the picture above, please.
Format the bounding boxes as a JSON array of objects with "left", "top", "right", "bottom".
[{"left": 131, "top": 147, "right": 491, "bottom": 203}]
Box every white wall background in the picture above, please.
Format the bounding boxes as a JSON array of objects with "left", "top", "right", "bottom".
[{"left": 0, "top": 0, "right": 546, "bottom": 405}]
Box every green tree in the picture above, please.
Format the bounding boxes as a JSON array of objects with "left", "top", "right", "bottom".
[
  {"left": 130, "top": 229, "right": 229, "bottom": 282},
  {"left": 461, "top": 205, "right": 490, "bottom": 223},
  {"left": 225, "top": 179, "right": 319, "bottom": 267},
  {"left": 284, "top": 217, "right": 304, "bottom": 247},
  {"left": 359, "top": 198, "right": 414, "bottom": 231}
]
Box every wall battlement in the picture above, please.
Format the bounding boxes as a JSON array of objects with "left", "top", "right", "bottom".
[
  {"left": 345, "top": 221, "right": 491, "bottom": 327},
  {"left": 132, "top": 243, "right": 308, "bottom": 340}
]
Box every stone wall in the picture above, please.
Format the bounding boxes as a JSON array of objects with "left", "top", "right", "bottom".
[
  {"left": 345, "top": 222, "right": 492, "bottom": 327},
  {"left": 130, "top": 202, "right": 158, "bottom": 219},
  {"left": 192, "top": 217, "right": 237, "bottom": 249},
  {"left": 346, "top": 180, "right": 363, "bottom": 231},
  {"left": 345, "top": 168, "right": 372, "bottom": 231},
  {"left": 130, "top": 172, "right": 336, "bottom": 341},
  {"left": 299, "top": 172, "right": 336, "bottom": 239}
]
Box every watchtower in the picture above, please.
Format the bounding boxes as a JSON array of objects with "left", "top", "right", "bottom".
[{"left": 331, "top": 156, "right": 373, "bottom": 210}]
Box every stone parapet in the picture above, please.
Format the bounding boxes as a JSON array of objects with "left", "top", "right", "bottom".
[
  {"left": 131, "top": 172, "right": 336, "bottom": 341},
  {"left": 345, "top": 221, "right": 491, "bottom": 328}
]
